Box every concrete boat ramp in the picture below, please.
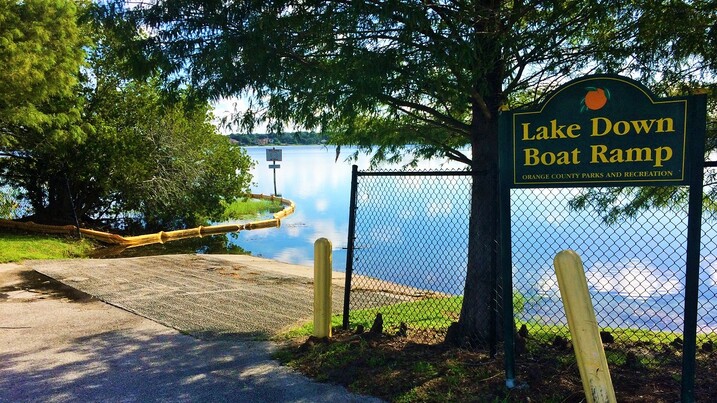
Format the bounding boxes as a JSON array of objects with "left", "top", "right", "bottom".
[
  {"left": 1, "top": 254, "right": 390, "bottom": 402},
  {"left": 28, "top": 254, "right": 349, "bottom": 339}
]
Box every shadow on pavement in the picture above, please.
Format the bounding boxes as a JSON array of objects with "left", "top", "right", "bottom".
[{"left": 0, "top": 327, "right": 362, "bottom": 402}]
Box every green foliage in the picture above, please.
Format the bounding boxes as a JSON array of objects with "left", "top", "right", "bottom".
[
  {"left": 2, "top": 74, "right": 254, "bottom": 229},
  {"left": 228, "top": 131, "right": 328, "bottom": 146},
  {"left": 0, "top": 232, "right": 94, "bottom": 263},
  {"left": 513, "top": 290, "right": 527, "bottom": 315},
  {"left": 93, "top": 87, "right": 255, "bottom": 229},
  {"left": 0, "top": 0, "right": 87, "bottom": 146},
  {"left": 569, "top": 117, "right": 717, "bottom": 224},
  {"left": 221, "top": 198, "right": 283, "bottom": 221},
  {"left": 0, "top": 188, "right": 20, "bottom": 219},
  {"left": 100, "top": 1, "right": 717, "bottom": 159},
  {"left": 0, "top": 8, "right": 255, "bottom": 229},
  {"left": 569, "top": 186, "right": 688, "bottom": 224},
  {"left": 412, "top": 361, "right": 439, "bottom": 377}
]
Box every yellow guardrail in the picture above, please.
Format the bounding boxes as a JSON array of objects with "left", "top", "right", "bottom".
[{"left": 0, "top": 193, "right": 295, "bottom": 248}]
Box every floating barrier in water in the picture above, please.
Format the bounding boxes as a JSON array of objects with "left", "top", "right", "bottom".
[{"left": 0, "top": 193, "right": 295, "bottom": 248}]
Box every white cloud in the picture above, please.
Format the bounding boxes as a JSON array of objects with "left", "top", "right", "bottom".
[
  {"left": 314, "top": 198, "right": 329, "bottom": 212},
  {"left": 587, "top": 259, "right": 682, "bottom": 300}
]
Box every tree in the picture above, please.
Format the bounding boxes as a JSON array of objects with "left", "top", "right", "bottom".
[
  {"left": 2, "top": 73, "right": 255, "bottom": 228},
  {"left": 76, "top": 78, "right": 255, "bottom": 230},
  {"left": 0, "top": 4, "right": 254, "bottom": 229},
  {"left": 568, "top": 0, "right": 717, "bottom": 223},
  {"left": 101, "top": 0, "right": 716, "bottom": 345},
  {"left": 0, "top": 0, "right": 88, "bottom": 224},
  {"left": 569, "top": 120, "right": 717, "bottom": 223},
  {"left": 0, "top": 0, "right": 86, "bottom": 147},
  {"left": 116, "top": 90, "right": 255, "bottom": 230}
]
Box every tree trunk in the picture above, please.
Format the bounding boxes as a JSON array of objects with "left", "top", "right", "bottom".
[
  {"left": 446, "top": 115, "right": 501, "bottom": 347},
  {"left": 444, "top": 3, "right": 507, "bottom": 346},
  {"left": 31, "top": 174, "right": 77, "bottom": 225}
]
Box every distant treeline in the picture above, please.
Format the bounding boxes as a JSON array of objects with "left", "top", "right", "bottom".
[{"left": 228, "top": 131, "right": 329, "bottom": 146}]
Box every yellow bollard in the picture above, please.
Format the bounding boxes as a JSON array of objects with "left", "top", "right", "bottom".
[
  {"left": 313, "top": 238, "right": 332, "bottom": 338},
  {"left": 554, "top": 250, "right": 616, "bottom": 403}
]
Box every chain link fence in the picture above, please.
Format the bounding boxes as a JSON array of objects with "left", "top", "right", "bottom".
[
  {"left": 512, "top": 187, "right": 707, "bottom": 343},
  {"left": 344, "top": 170, "right": 473, "bottom": 342},
  {"left": 343, "top": 166, "right": 717, "bottom": 392}
]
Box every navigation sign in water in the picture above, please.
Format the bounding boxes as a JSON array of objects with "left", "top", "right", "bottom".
[
  {"left": 266, "top": 148, "right": 282, "bottom": 196},
  {"left": 266, "top": 148, "right": 282, "bottom": 162}
]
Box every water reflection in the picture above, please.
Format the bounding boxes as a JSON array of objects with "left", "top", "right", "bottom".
[
  {"left": 588, "top": 259, "right": 683, "bottom": 300},
  {"left": 94, "top": 233, "right": 249, "bottom": 258},
  {"left": 229, "top": 145, "right": 466, "bottom": 270},
  {"left": 231, "top": 146, "right": 355, "bottom": 268}
]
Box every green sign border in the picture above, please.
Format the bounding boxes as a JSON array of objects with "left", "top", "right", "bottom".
[{"left": 500, "top": 74, "right": 703, "bottom": 188}]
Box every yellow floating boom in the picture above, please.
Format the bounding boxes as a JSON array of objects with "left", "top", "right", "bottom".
[{"left": 0, "top": 194, "right": 295, "bottom": 248}]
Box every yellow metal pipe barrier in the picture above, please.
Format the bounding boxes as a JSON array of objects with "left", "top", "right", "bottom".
[
  {"left": 554, "top": 250, "right": 616, "bottom": 403},
  {"left": 313, "top": 238, "right": 332, "bottom": 338},
  {"left": 79, "top": 228, "right": 127, "bottom": 244},
  {"left": 197, "top": 224, "right": 241, "bottom": 236}
]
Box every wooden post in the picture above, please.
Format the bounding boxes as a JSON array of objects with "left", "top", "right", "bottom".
[
  {"left": 554, "top": 250, "right": 616, "bottom": 403},
  {"left": 313, "top": 238, "right": 332, "bottom": 338}
]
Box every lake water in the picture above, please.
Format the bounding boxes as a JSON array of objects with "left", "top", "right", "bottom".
[
  {"left": 231, "top": 145, "right": 356, "bottom": 268},
  {"left": 232, "top": 145, "right": 466, "bottom": 269}
]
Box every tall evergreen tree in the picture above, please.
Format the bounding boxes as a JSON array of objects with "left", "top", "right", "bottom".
[
  {"left": 0, "top": 1, "right": 254, "bottom": 228},
  {"left": 0, "top": 0, "right": 86, "bottom": 146}
]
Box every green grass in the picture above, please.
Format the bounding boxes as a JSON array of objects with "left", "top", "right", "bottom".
[
  {"left": 0, "top": 232, "right": 95, "bottom": 263},
  {"left": 284, "top": 291, "right": 528, "bottom": 339},
  {"left": 282, "top": 294, "right": 543, "bottom": 340},
  {"left": 517, "top": 321, "right": 690, "bottom": 345},
  {"left": 221, "top": 198, "right": 284, "bottom": 220},
  {"left": 349, "top": 296, "right": 463, "bottom": 330},
  {"left": 284, "top": 294, "right": 702, "bottom": 356},
  {"left": 281, "top": 296, "right": 464, "bottom": 339}
]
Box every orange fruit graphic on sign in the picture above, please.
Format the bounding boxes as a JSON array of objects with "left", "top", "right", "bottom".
[{"left": 581, "top": 86, "right": 610, "bottom": 112}]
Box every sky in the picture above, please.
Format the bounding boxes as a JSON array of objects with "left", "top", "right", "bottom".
[
  {"left": 211, "top": 96, "right": 253, "bottom": 135},
  {"left": 211, "top": 96, "right": 301, "bottom": 135}
]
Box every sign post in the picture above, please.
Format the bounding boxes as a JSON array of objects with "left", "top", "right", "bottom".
[
  {"left": 498, "top": 74, "right": 706, "bottom": 400},
  {"left": 266, "top": 147, "right": 282, "bottom": 196}
]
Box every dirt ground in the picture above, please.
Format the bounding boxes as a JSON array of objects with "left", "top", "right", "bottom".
[{"left": 279, "top": 327, "right": 717, "bottom": 402}]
